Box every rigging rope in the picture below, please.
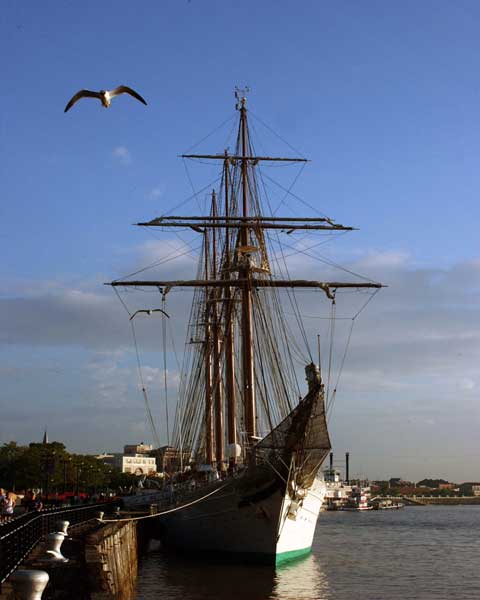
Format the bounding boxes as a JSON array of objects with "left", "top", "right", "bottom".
[
  {"left": 182, "top": 113, "right": 237, "bottom": 154},
  {"left": 249, "top": 110, "right": 307, "bottom": 159},
  {"left": 327, "top": 319, "right": 355, "bottom": 419},
  {"left": 114, "top": 241, "right": 201, "bottom": 283},
  {"left": 100, "top": 482, "right": 230, "bottom": 522},
  {"left": 130, "top": 320, "right": 161, "bottom": 449},
  {"left": 162, "top": 293, "right": 170, "bottom": 446},
  {"left": 268, "top": 237, "right": 378, "bottom": 283},
  {"left": 182, "top": 157, "right": 204, "bottom": 213},
  {"left": 163, "top": 175, "right": 223, "bottom": 216},
  {"left": 260, "top": 171, "right": 329, "bottom": 219},
  {"left": 272, "top": 162, "right": 307, "bottom": 215},
  {"left": 325, "top": 298, "right": 336, "bottom": 404},
  {"left": 113, "top": 286, "right": 132, "bottom": 318}
]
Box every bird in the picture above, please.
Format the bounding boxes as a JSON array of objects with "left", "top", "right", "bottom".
[
  {"left": 129, "top": 309, "right": 170, "bottom": 321},
  {"left": 64, "top": 85, "right": 147, "bottom": 113}
]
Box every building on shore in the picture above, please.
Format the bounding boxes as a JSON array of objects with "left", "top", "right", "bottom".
[
  {"left": 150, "top": 446, "right": 190, "bottom": 473},
  {"left": 123, "top": 443, "right": 153, "bottom": 456},
  {"left": 459, "top": 482, "right": 480, "bottom": 496},
  {"left": 95, "top": 444, "right": 156, "bottom": 475}
]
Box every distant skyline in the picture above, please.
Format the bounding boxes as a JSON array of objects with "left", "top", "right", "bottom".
[{"left": 1, "top": 0, "right": 479, "bottom": 481}]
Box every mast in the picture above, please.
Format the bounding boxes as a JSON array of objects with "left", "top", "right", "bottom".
[
  {"left": 223, "top": 153, "right": 237, "bottom": 467},
  {"left": 204, "top": 228, "right": 214, "bottom": 465},
  {"left": 108, "top": 92, "right": 385, "bottom": 467},
  {"left": 211, "top": 190, "right": 224, "bottom": 469},
  {"left": 239, "top": 96, "right": 256, "bottom": 444}
]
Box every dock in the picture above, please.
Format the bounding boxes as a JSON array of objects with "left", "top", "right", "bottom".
[{"left": 0, "top": 504, "right": 150, "bottom": 600}]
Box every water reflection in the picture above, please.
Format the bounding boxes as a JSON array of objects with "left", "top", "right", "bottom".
[
  {"left": 272, "top": 554, "right": 331, "bottom": 600},
  {"left": 136, "top": 547, "right": 275, "bottom": 600},
  {"left": 136, "top": 545, "right": 330, "bottom": 600}
]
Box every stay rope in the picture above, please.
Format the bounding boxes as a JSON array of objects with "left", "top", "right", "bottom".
[
  {"left": 130, "top": 319, "right": 161, "bottom": 449},
  {"left": 162, "top": 293, "right": 170, "bottom": 445}
]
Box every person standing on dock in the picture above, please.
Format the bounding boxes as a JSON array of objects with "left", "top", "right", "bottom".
[{"left": 1, "top": 490, "right": 16, "bottom": 519}]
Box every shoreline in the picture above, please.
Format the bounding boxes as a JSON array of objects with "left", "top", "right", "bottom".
[{"left": 400, "top": 496, "right": 480, "bottom": 506}]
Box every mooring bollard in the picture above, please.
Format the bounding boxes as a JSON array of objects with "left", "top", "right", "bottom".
[
  {"left": 40, "top": 532, "right": 69, "bottom": 562},
  {"left": 96, "top": 511, "right": 105, "bottom": 521},
  {"left": 55, "top": 519, "right": 69, "bottom": 536},
  {"left": 9, "top": 569, "right": 49, "bottom": 600}
]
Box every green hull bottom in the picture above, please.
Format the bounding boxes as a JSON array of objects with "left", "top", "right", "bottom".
[
  {"left": 161, "top": 544, "right": 312, "bottom": 567},
  {"left": 275, "top": 546, "right": 312, "bottom": 565}
]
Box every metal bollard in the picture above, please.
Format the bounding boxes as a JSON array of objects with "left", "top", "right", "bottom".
[
  {"left": 9, "top": 569, "right": 49, "bottom": 600},
  {"left": 40, "top": 532, "right": 69, "bottom": 562},
  {"left": 96, "top": 511, "right": 105, "bottom": 521},
  {"left": 55, "top": 519, "right": 69, "bottom": 536}
]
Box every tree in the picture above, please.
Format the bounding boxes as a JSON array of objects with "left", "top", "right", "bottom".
[{"left": 0, "top": 442, "right": 25, "bottom": 489}]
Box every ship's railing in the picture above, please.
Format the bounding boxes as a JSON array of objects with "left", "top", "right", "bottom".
[{"left": 0, "top": 502, "right": 115, "bottom": 585}]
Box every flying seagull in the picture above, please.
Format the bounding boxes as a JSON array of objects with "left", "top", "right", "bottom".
[
  {"left": 64, "top": 85, "right": 147, "bottom": 113},
  {"left": 129, "top": 309, "right": 170, "bottom": 321}
]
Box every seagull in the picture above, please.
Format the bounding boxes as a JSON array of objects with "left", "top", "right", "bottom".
[
  {"left": 129, "top": 309, "right": 170, "bottom": 321},
  {"left": 64, "top": 85, "right": 147, "bottom": 113}
]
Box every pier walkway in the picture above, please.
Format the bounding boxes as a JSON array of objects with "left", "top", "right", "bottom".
[{"left": 0, "top": 502, "right": 115, "bottom": 587}]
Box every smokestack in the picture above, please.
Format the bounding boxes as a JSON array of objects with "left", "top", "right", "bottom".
[
  {"left": 329, "top": 452, "right": 333, "bottom": 470},
  {"left": 345, "top": 452, "right": 350, "bottom": 483}
]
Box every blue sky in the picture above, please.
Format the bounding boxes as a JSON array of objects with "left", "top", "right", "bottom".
[{"left": 1, "top": 0, "right": 479, "bottom": 481}]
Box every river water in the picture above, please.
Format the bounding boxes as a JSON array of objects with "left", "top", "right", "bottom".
[{"left": 135, "top": 506, "right": 480, "bottom": 600}]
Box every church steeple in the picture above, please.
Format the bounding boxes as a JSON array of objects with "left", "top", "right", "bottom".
[{"left": 42, "top": 429, "right": 49, "bottom": 444}]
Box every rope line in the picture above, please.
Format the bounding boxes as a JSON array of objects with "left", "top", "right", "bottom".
[
  {"left": 130, "top": 320, "right": 161, "bottom": 448},
  {"left": 249, "top": 110, "right": 307, "bottom": 159},
  {"left": 327, "top": 319, "right": 355, "bottom": 418},
  {"left": 100, "top": 483, "right": 230, "bottom": 522},
  {"left": 113, "top": 287, "right": 132, "bottom": 317},
  {"left": 113, "top": 242, "right": 201, "bottom": 283},
  {"left": 162, "top": 293, "right": 170, "bottom": 445},
  {"left": 182, "top": 113, "right": 237, "bottom": 154},
  {"left": 326, "top": 299, "right": 336, "bottom": 404}
]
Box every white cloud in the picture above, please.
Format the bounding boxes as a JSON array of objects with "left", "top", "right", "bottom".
[
  {"left": 458, "top": 377, "right": 475, "bottom": 391},
  {"left": 112, "top": 145, "right": 131, "bottom": 165},
  {"left": 147, "top": 184, "right": 165, "bottom": 199},
  {"left": 138, "top": 366, "right": 180, "bottom": 388},
  {"left": 356, "top": 250, "right": 411, "bottom": 269}
]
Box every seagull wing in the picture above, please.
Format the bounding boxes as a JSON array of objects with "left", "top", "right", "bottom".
[
  {"left": 64, "top": 90, "right": 103, "bottom": 113},
  {"left": 129, "top": 310, "right": 146, "bottom": 321},
  {"left": 109, "top": 85, "right": 147, "bottom": 106},
  {"left": 151, "top": 309, "right": 170, "bottom": 318}
]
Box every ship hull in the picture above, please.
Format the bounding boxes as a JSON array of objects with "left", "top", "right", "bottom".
[
  {"left": 156, "top": 474, "right": 326, "bottom": 564},
  {"left": 148, "top": 368, "right": 330, "bottom": 564}
]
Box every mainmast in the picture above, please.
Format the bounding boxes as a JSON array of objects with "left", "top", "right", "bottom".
[
  {"left": 222, "top": 152, "right": 237, "bottom": 468},
  {"left": 239, "top": 96, "right": 256, "bottom": 445},
  {"left": 204, "top": 227, "right": 214, "bottom": 465},
  {"left": 211, "top": 190, "right": 224, "bottom": 469}
]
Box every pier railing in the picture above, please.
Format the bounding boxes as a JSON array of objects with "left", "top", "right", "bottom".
[{"left": 0, "top": 502, "right": 115, "bottom": 585}]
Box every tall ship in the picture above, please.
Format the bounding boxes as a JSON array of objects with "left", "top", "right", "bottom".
[{"left": 110, "top": 90, "right": 382, "bottom": 564}]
